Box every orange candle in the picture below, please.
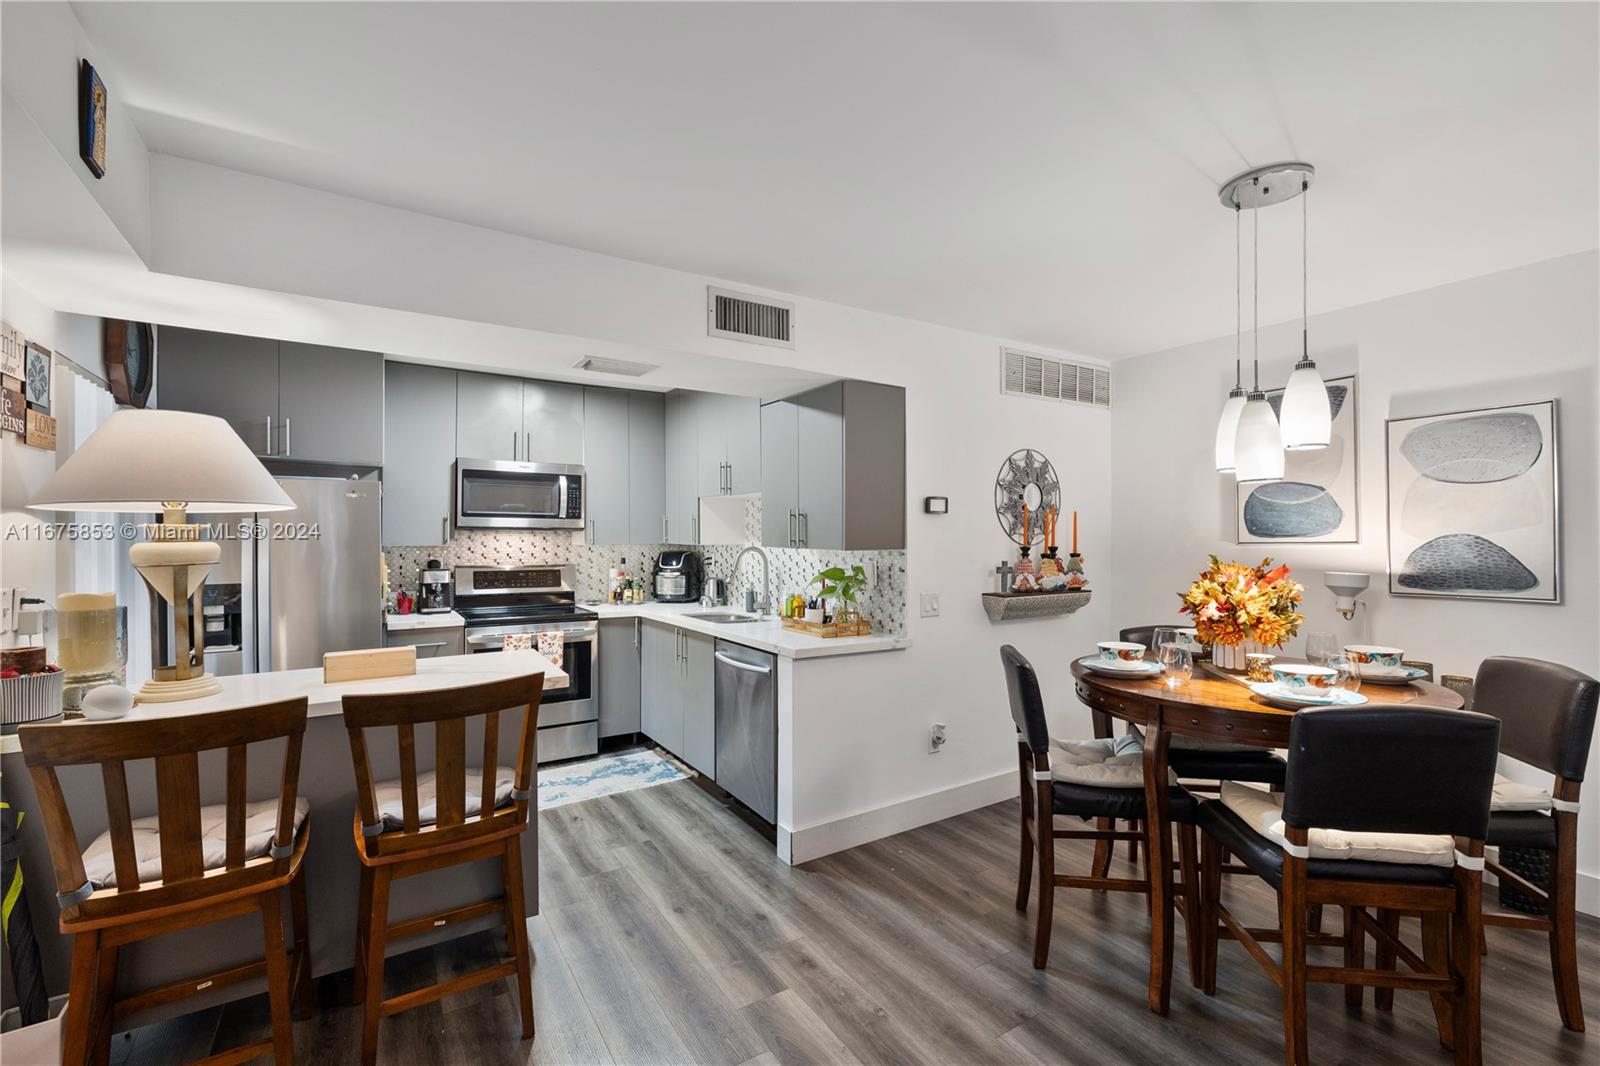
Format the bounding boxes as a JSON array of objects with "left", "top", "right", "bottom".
[
  {"left": 1072, "top": 510, "right": 1079, "bottom": 554},
  {"left": 1021, "top": 500, "right": 1030, "bottom": 547}
]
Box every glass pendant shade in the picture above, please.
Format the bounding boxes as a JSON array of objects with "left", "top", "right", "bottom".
[
  {"left": 1233, "top": 393, "right": 1285, "bottom": 482},
  {"left": 1279, "top": 359, "right": 1331, "bottom": 450},
  {"left": 1214, "top": 390, "right": 1247, "bottom": 472}
]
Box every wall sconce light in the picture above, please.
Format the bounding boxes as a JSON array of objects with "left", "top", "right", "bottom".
[{"left": 1324, "top": 571, "right": 1370, "bottom": 620}]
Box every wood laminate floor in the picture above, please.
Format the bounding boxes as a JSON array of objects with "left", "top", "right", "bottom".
[{"left": 120, "top": 778, "right": 1597, "bottom": 1065}]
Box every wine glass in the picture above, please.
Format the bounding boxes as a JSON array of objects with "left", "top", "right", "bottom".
[
  {"left": 1305, "top": 632, "right": 1339, "bottom": 666},
  {"left": 1329, "top": 654, "right": 1362, "bottom": 693},
  {"left": 1152, "top": 626, "right": 1179, "bottom": 655},
  {"left": 1159, "top": 643, "right": 1193, "bottom": 688}
]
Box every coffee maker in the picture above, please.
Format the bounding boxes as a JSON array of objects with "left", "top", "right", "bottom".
[
  {"left": 652, "top": 551, "right": 703, "bottom": 603},
  {"left": 417, "top": 559, "right": 454, "bottom": 613}
]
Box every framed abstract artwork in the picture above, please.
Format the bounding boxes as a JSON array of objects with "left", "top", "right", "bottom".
[
  {"left": 1385, "top": 399, "right": 1559, "bottom": 603},
  {"left": 1237, "top": 375, "right": 1358, "bottom": 543},
  {"left": 79, "top": 59, "right": 108, "bottom": 179}
]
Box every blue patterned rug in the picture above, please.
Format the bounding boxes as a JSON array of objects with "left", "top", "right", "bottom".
[{"left": 537, "top": 748, "right": 692, "bottom": 809}]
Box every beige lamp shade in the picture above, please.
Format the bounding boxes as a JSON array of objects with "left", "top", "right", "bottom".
[{"left": 29, "top": 410, "right": 293, "bottom": 513}]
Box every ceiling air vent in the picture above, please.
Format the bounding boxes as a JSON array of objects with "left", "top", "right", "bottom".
[
  {"left": 1001, "top": 347, "right": 1110, "bottom": 409},
  {"left": 575, "top": 355, "right": 658, "bottom": 377},
  {"left": 708, "top": 286, "right": 794, "bottom": 349}
]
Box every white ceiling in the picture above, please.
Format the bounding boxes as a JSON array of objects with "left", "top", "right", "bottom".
[{"left": 71, "top": 2, "right": 1599, "bottom": 358}]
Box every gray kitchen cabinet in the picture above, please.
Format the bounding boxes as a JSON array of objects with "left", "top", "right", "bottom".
[
  {"left": 760, "top": 400, "right": 799, "bottom": 547},
  {"left": 598, "top": 617, "right": 642, "bottom": 738},
  {"left": 759, "top": 380, "right": 906, "bottom": 550},
  {"left": 628, "top": 392, "right": 667, "bottom": 543},
  {"left": 523, "top": 380, "right": 585, "bottom": 464},
  {"left": 640, "top": 620, "right": 682, "bottom": 757},
  {"left": 456, "top": 372, "right": 523, "bottom": 461},
  {"left": 158, "top": 326, "right": 384, "bottom": 465},
  {"left": 383, "top": 624, "right": 465, "bottom": 657},
  {"left": 382, "top": 362, "right": 457, "bottom": 545},
  {"left": 582, "top": 387, "right": 631, "bottom": 545},
  {"left": 278, "top": 342, "right": 384, "bottom": 465},
  {"left": 695, "top": 393, "right": 762, "bottom": 497},
  {"left": 665, "top": 391, "right": 699, "bottom": 544},
  {"left": 156, "top": 327, "right": 282, "bottom": 456},
  {"left": 680, "top": 629, "right": 716, "bottom": 776}
]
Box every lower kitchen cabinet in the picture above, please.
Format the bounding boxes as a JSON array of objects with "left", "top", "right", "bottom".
[
  {"left": 598, "top": 617, "right": 642, "bottom": 738},
  {"left": 638, "top": 620, "right": 715, "bottom": 776},
  {"left": 382, "top": 624, "right": 465, "bottom": 657}
]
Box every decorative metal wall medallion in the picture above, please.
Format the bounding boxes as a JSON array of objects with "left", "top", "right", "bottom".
[{"left": 994, "top": 449, "right": 1060, "bottom": 545}]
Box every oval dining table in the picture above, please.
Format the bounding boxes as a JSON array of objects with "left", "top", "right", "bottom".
[{"left": 1070, "top": 658, "right": 1466, "bottom": 1016}]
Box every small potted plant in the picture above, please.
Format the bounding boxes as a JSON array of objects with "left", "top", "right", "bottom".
[{"left": 811, "top": 564, "right": 870, "bottom": 635}]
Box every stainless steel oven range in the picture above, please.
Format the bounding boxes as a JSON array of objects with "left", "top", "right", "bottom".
[{"left": 454, "top": 564, "right": 598, "bottom": 763}]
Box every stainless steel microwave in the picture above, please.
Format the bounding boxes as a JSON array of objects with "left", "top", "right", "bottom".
[{"left": 454, "top": 458, "right": 585, "bottom": 530}]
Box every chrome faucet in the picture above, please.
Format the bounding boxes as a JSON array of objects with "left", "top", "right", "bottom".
[{"left": 732, "top": 545, "right": 772, "bottom": 616}]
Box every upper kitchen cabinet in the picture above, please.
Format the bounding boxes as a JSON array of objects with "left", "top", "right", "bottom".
[
  {"left": 278, "top": 342, "right": 384, "bottom": 465},
  {"left": 694, "top": 392, "right": 761, "bottom": 497},
  {"left": 664, "top": 391, "right": 699, "bottom": 544},
  {"left": 158, "top": 326, "right": 383, "bottom": 464},
  {"left": 760, "top": 380, "right": 906, "bottom": 550},
  {"left": 456, "top": 372, "right": 584, "bottom": 464},
  {"left": 627, "top": 392, "right": 667, "bottom": 544},
  {"left": 582, "top": 387, "right": 669, "bottom": 545},
  {"left": 455, "top": 372, "right": 523, "bottom": 461},
  {"left": 523, "top": 380, "right": 584, "bottom": 465},
  {"left": 383, "top": 362, "right": 457, "bottom": 545}
]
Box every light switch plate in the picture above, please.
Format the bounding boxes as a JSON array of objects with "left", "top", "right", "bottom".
[{"left": 920, "top": 592, "right": 941, "bottom": 618}]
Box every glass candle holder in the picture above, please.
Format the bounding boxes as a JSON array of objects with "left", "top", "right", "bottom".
[{"left": 60, "top": 605, "right": 128, "bottom": 711}]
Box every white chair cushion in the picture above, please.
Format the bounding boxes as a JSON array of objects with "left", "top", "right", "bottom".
[
  {"left": 1220, "top": 781, "right": 1454, "bottom": 867},
  {"left": 1048, "top": 735, "right": 1178, "bottom": 788},
  {"left": 82, "top": 797, "right": 310, "bottom": 890},
  {"left": 373, "top": 766, "right": 519, "bottom": 831},
  {"left": 1490, "top": 773, "right": 1552, "bottom": 812}
]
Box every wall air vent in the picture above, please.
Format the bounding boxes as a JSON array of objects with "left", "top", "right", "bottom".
[
  {"left": 708, "top": 286, "right": 794, "bottom": 348},
  {"left": 575, "top": 355, "right": 658, "bottom": 377},
  {"left": 1001, "top": 347, "right": 1110, "bottom": 409}
]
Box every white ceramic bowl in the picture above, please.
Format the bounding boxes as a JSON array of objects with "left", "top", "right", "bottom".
[
  {"left": 1344, "top": 644, "right": 1405, "bottom": 669},
  {"left": 1271, "top": 663, "right": 1339, "bottom": 690},
  {"left": 1097, "top": 641, "right": 1146, "bottom": 662}
]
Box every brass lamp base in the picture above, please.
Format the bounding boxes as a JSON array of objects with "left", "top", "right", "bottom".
[{"left": 136, "top": 673, "right": 223, "bottom": 704}]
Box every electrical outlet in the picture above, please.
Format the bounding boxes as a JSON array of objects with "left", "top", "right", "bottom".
[
  {"left": 930, "top": 722, "right": 947, "bottom": 754},
  {"left": 920, "top": 592, "right": 941, "bottom": 618}
]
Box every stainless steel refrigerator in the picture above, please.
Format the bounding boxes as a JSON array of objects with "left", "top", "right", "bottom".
[{"left": 194, "top": 476, "right": 382, "bottom": 675}]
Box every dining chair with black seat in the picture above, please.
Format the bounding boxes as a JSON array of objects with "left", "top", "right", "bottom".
[
  {"left": 339, "top": 672, "right": 544, "bottom": 1066},
  {"left": 1001, "top": 644, "right": 1203, "bottom": 976},
  {"left": 1195, "top": 704, "right": 1501, "bottom": 1066},
  {"left": 1463, "top": 655, "right": 1597, "bottom": 1032},
  {"left": 20, "top": 699, "right": 313, "bottom": 1066}
]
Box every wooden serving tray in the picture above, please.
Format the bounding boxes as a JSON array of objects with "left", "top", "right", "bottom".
[{"left": 781, "top": 615, "right": 872, "bottom": 638}]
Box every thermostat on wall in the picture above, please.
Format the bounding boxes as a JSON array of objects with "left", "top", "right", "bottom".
[{"left": 924, "top": 496, "right": 949, "bottom": 514}]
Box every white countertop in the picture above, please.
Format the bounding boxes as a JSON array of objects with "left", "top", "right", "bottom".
[
  {"left": 586, "top": 601, "right": 911, "bottom": 659},
  {"left": 384, "top": 610, "right": 466, "bottom": 631},
  {"left": 0, "top": 652, "right": 566, "bottom": 754}
]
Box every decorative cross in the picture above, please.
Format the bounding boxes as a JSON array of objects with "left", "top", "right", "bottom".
[{"left": 994, "top": 561, "right": 1016, "bottom": 593}]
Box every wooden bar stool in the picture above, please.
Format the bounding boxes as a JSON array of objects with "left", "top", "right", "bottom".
[
  {"left": 339, "top": 672, "right": 544, "bottom": 1066},
  {"left": 19, "top": 699, "right": 312, "bottom": 1066}
]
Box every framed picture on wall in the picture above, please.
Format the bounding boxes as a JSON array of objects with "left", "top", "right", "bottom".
[
  {"left": 1236, "top": 375, "right": 1358, "bottom": 543},
  {"left": 1385, "top": 399, "right": 1560, "bottom": 603}
]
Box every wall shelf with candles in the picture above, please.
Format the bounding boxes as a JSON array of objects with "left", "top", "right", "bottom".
[{"left": 981, "top": 588, "right": 1092, "bottom": 623}]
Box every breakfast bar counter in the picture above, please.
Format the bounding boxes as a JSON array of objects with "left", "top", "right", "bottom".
[{"left": 0, "top": 652, "right": 566, "bottom": 1023}]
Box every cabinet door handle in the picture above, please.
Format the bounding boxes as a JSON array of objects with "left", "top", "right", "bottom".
[
  {"left": 264, "top": 415, "right": 274, "bottom": 457},
  {"left": 662, "top": 515, "right": 668, "bottom": 541},
  {"left": 799, "top": 511, "right": 808, "bottom": 546},
  {"left": 634, "top": 617, "right": 640, "bottom": 650},
  {"left": 512, "top": 430, "right": 519, "bottom": 460},
  {"left": 692, "top": 514, "right": 698, "bottom": 543},
  {"left": 788, "top": 509, "right": 797, "bottom": 547},
  {"left": 525, "top": 432, "right": 531, "bottom": 462},
  {"left": 282, "top": 418, "right": 291, "bottom": 457},
  {"left": 411, "top": 641, "right": 449, "bottom": 656},
  {"left": 441, "top": 516, "right": 449, "bottom": 543}
]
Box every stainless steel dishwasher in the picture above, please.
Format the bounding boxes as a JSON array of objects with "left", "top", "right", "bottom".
[{"left": 713, "top": 640, "right": 777, "bottom": 823}]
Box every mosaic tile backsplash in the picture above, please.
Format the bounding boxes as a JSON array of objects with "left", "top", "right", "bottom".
[{"left": 385, "top": 497, "right": 907, "bottom": 634}]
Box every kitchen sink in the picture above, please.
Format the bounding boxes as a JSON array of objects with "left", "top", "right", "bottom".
[{"left": 685, "top": 611, "right": 765, "bottom": 625}]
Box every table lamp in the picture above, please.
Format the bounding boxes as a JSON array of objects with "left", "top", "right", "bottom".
[{"left": 29, "top": 410, "right": 293, "bottom": 703}]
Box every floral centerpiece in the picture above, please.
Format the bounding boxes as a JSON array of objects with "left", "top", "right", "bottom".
[{"left": 1178, "top": 556, "right": 1305, "bottom": 670}]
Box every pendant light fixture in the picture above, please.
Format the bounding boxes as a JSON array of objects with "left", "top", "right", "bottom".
[
  {"left": 1214, "top": 161, "right": 1316, "bottom": 483},
  {"left": 1213, "top": 204, "right": 1247, "bottom": 472},
  {"left": 1278, "top": 176, "right": 1330, "bottom": 449},
  {"left": 1232, "top": 181, "right": 1284, "bottom": 483}
]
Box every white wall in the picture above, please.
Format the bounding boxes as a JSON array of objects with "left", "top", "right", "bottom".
[{"left": 1111, "top": 251, "right": 1600, "bottom": 911}]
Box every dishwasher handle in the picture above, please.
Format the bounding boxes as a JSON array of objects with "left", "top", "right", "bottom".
[{"left": 715, "top": 650, "right": 773, "bottom": 675}]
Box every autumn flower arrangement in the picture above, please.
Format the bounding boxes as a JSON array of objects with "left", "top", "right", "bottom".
[{"left": 1179, "top": 556, "right": 1305, "bottom": 648}]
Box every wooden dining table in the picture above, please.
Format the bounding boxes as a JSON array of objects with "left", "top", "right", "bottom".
[{"left": 1070, "top": 658, "right": 1466, "bottom": 1016}]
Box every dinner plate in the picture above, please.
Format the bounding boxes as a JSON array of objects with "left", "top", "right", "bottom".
[
  {"left": 1078, "top": 656, "right": 1164, "bottom": 679},
  {"left": 1354, "top": 665, "right": 1429, "bottom": 686},
  {"left": 1247, "top": 682, "right": 1369, "bottom": 709}
]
